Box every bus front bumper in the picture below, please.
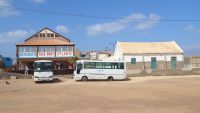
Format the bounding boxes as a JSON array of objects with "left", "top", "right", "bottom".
[{"left": 34, "top": 76, "right": 54, "bottom": 82}]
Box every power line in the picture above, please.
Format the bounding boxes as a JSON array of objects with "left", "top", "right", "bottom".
[{"left": 0, "top": 5, "right": 200, "bottom": 22}]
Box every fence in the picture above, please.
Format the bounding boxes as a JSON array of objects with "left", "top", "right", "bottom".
[
  {"left": 0, "top": 72, "right": 11, "bottom": 80},
  {"left": 10, "top": 69, "right": 74, "bottom": 75},
  {"left": 184, "top": 56, "right": 200, "bottom": 69}
]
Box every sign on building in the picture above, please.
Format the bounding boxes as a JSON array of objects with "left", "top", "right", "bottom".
[
  {"left": 56, "top": 46, "right": 73, "bottom": 57},
  {"left": 38, "top": 46, "right": 55, "bottom": 57},
  {"left": 18, "top": 46, "right": 73, "bottom": 58},
  {"left": 18, "top": 46, "right": 37, "bottom": 58}
]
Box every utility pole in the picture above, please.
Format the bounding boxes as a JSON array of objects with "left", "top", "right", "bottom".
[{"left": 108, "top": 42, "right": 116, "bottom": 52}]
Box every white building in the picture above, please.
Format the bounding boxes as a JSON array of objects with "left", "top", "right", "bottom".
[
  {"left": 113, "top": 41, "right": 184, "bottom": 73},
  {"left": 89, "top": 51, "right": 98, "bottom": 60},
  {"left": 98, "top": 51, "right": 112, "bottom": 60},
  {"left": 80, "top": 51, "right": 98, "bottom": 60}
]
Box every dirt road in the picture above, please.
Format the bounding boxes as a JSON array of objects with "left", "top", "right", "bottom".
[{"left": 1, "top": 75, "right": 200, "bottom": 113}]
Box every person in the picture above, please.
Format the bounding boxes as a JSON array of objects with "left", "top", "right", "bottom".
[
  {"left": 0, "top": 65, "right": 3, "bottom": 79},
  {"left": 25, "top": 65, "right": 29, "bottom": 75}
]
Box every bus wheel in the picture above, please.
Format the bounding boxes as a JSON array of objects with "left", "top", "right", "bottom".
[
  {"left": 107, "top": 76, "right": 114, "bottom": 81},
  {"left": 82, "top": 76, "right": 88, "bottom": 81}
]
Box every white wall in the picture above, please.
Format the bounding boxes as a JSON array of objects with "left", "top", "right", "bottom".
[
  {"left": 99, "top": 54, "right": 109, "bottom": 60},
  {"left": 123, "top": 54, "right": 184, "bottom": 62},
  {"left": 165, "top": 55, "right": 183, "bottom": 61},
  {"left": 40, "top": 29, "right": 54, "bottom": 33},
  {"left": 114, "top": 43, "right": 123, "bottom": 61},
  {"left": 89, "top": 52, "right": 97, "bottom": 60}
]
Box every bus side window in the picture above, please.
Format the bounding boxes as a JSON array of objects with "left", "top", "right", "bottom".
[
  {"left": 118, "top": 63, "right": 124, "bottom": 69},
  {"left": 111, "top": 63, "right": 118, "bottom": 69},
  {"left": 103, "top": 62, "right": 111, "bottom": 69},
  {"left": 96, "top": 62, "right": 103, "bottom": 69}
]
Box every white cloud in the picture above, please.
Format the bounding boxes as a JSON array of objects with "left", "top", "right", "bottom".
[
  {"left": 0, "top": 0, "right": 19, "bottom": 17},
  {"left": 32, "top": 0, "right": 46, "bottom": 3},
  {"left": 125, "top": 13, "right": 146, "bottom": 21},
  {"left": 56, "top": 25, "right": 70, "bottom": 34},
  {"left": 0, "top": 30, "right": 30, "bottom": 43},
  {"left": 86, "top": 13, "right": 160, "bottom": 36},
  {"left": 86, "top": 21, "right": 127, "bottom": 36},
  {"left": 185, "top": 25, "right": 200, "bottom": 34},
  {"left": 134, "top": 14, "right": 160, "bottom": 30}
]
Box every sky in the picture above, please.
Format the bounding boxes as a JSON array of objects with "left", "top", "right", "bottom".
[{"left": 0, "top": 0, "right": 200, "bottom": 58}]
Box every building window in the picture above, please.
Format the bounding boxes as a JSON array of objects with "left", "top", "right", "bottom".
[
  {"left": 131, "top": 58, "right": 136, "bottom": 64},
  {"left": 40, "top": 33, "right": 43, "bottom": 37},
  {"left": 18, "top": 46, "right": 37, "bottom": 58},
  {"left": 42, "top": 33, "right": 45, "bottom": 37},
  {"left": 56, "top": 46, "right": 72, "bottom": 52},
  {"left": 19, "top": 47, "right": 25, "bottom": 52},
  {"left": 68, "top": 46, "right": 72, "bottom": 51},
  {"left": 47, "top": 33, "right": 51, "bottom": 37},
  {"left": 51, "top": 33, "right": 54, "bottom": 37},
  {"left": 55, "top": 34, "right": 59, "bottom": 37},
  {"left": 56, "top": 46, "right": 62, "bottom": 52},
  {"left": 39, "top": 46, "right": 55, "bottom": 52}
]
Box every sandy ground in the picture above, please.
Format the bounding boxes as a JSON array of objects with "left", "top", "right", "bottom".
[{"left": 1, "top": 75, "right": 200, "bottom": 113}]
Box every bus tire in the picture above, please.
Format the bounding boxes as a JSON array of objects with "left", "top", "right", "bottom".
[
  {"left": 107, "top": 76, "right": 114, "bottom": 81},
  {"left": 82, "top": 76, "right": 88, "bottom": 81}
]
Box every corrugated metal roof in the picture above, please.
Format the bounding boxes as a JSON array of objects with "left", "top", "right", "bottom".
[{"left": 117, "top": 41, "right": 183, "bottom": 54}]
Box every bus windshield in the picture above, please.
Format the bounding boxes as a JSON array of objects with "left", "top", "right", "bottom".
[{"left": 34, "top": 62, "right": 53, "bottom": 72}]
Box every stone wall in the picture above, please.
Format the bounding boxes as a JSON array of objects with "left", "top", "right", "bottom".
[
  {"left": 126, "top": 61, "right": 184, "bottom": 75},
  {"left": 127, "top": 69, "right": 200, "bottom": 77}
]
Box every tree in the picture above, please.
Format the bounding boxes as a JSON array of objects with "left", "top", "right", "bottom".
[{"left": 68, "top": 56, "right": 79, "bottom": 64}]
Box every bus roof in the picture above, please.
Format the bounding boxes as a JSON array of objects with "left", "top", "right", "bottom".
[
  {"left": 76, "top": 60, "right": 124, "bottom": 63},
  {"left": 34, "top": 60, "right": 52, "bottom": 62}
]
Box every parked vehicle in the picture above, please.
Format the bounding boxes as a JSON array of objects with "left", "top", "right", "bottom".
[
  {"left": 34, "top": 60, "right": 53, "bottom": 82},
  {"left": 74, "top": 60, "right": 126, "bottom": 81}
]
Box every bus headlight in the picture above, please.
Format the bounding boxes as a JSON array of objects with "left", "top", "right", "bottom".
[{"left": 35, "top": 76, "right": 39, "bottom": 78}]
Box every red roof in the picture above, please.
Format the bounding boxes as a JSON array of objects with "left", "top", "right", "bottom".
[
  {"left": 16, "top": 27, "right": 74, "bottom": 46},
  {"left": 16, "top": 39, "right": 74, "bottom": 46}
]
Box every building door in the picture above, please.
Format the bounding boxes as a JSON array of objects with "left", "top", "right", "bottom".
[
  {"left": 151, "top": 57, "right": 157, "bottom": 70},
  {"left": 171, "top": 57, "right": 177, "bottom": 69}
]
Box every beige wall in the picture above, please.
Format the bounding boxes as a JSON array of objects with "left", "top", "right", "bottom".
[
  {"left": 74, "top": 48, "right": 80, "bottom": 58},
  {"left": 126, "top": 61, "right": 184, "bottom": 74},
  {"left": 184, "top": 56, "right": 200, "bottom": 68}
]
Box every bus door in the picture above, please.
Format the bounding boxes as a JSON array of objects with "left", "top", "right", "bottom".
[{"left": 77, "top": 63, "right": 83, "bottom": 74}]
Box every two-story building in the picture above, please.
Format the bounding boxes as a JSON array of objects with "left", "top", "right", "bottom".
[{"left": 16, "top": 27, "right": 75, "bottom": 71}]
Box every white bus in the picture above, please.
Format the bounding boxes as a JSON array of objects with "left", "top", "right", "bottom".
[
  {"left": 74, "top": 60, "right": 126, "bottom": 81},
  {"left": 34, "top": 60, "right": 54, "bottom": 82}
]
